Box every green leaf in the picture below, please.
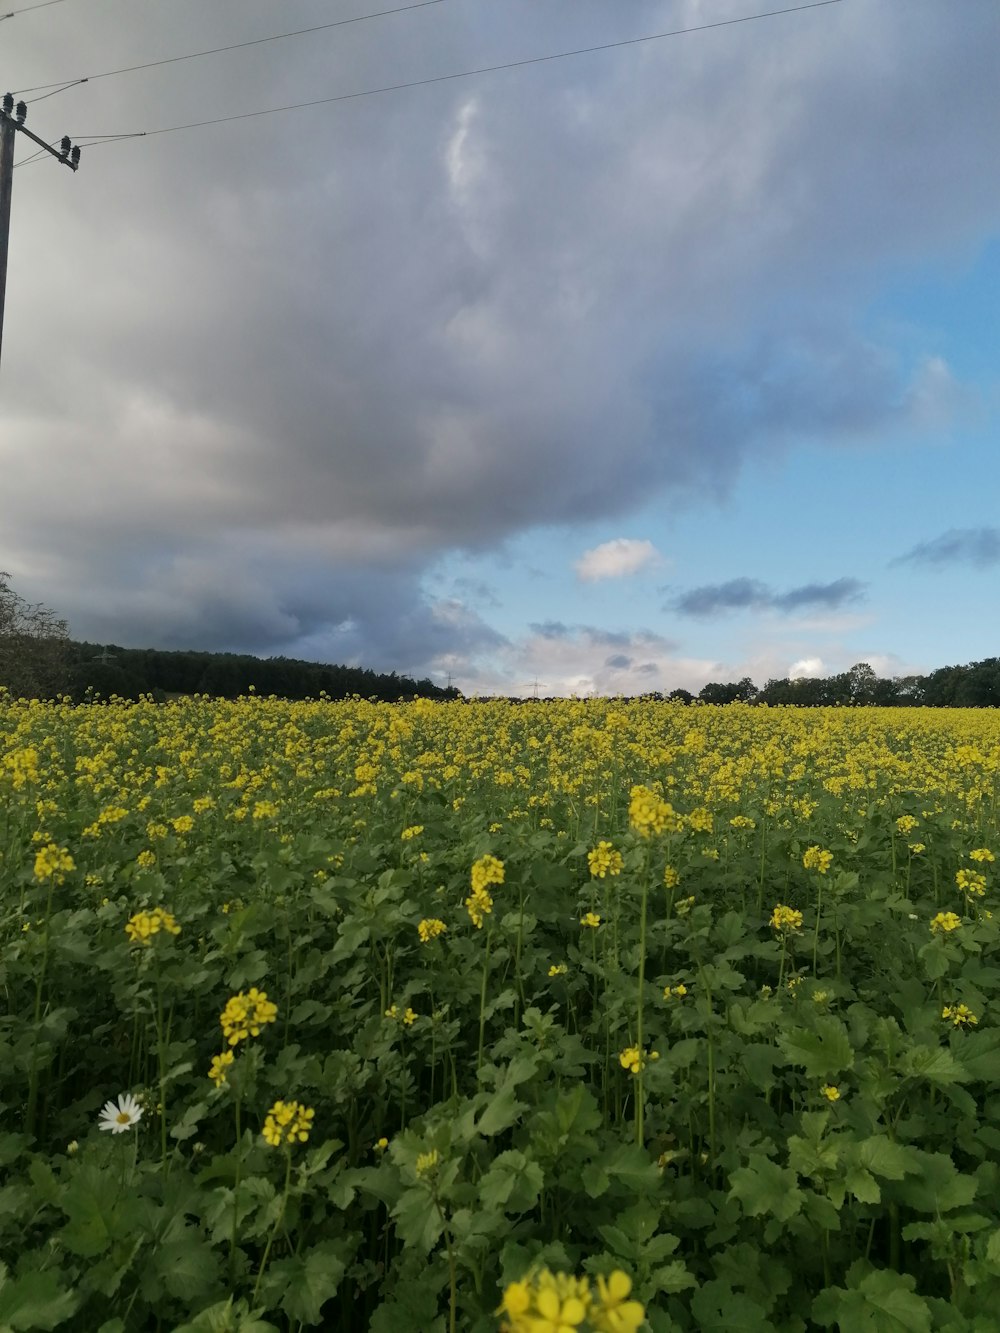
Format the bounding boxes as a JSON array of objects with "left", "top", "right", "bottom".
[
  {"left": 0, "top": 1264, "right": 78, "bottom": 1330},
  {"left": 57, "top": 1164, "right": 141, "bottom": 1259},
  {"left": 690, "top": 1280, "right": 775, "bottom": 1331},
  {"left": 152, "top": 1228, "right": 222, "bottom": 1302},
  {"left": 900, "top": 1044, "right": 968, "bottom": 1086},
  {"left": 856, "top": 1137, "right": 920, "bottom": 1181},
  {"left": 478, "top": 1151, "right": 543, "bottom": 1214},
  {"left": 171, "top": 1297, "right": 279, "bottom": 1332},
  {"left": 845, "top": 1167, "right": 881, "bottom": 1205},
  {"left": 812, "top": 1268, "right": 932, "bottom": 1330},
  {"left": 778, "top": 1017, "right": 854, "bottom": 1079},
  {"left": 729, "top": 1155, "right": 804, "bottom": 1223},
  {"left": 650, "top": 1261, "right": 698, "bottom": 1296},
  {"left": 391, "top": 1185, "right": 445, "bottom": 1254},
  {"left": 268, "top": 1240, "right": 352, "bottom": 1326},
  {"left": 891, "top": 1152, "right": 977, "bottom": 1213}
]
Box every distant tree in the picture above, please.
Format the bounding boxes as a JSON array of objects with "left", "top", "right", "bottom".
[
  {"left": 667, "top": 687, "right": 694, "bottom": 705},
  {"left": 0, "top": 573, "right": 71, "bottom": 699}
]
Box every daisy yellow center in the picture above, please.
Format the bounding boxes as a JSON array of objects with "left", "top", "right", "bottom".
[{"left": 116, "top": 1111, "right": 131, "bottom": 1124}]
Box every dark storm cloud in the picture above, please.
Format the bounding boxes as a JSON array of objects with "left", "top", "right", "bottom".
[
  {"left": 891, "top": 528, "right": 1000, "bottom": 570},
  {"left": 605, "top": 654, "right": 632, "bottom": 670},
  {"left": 672, "top": 577, "right": 866, "bottom": 618},
  {"left": 1, "top": 0, "right": 997, "bottom": 671}
]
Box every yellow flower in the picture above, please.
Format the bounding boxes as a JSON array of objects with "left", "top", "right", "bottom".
[
  {"left": 470, "top": 854, "right": 505, "bottom": 893},
  {"left": 465, "top": 884, "right": 493, "bottom": 929},
  {"left": 628, "top": 784, "right": 677, "bottom": 837},
  {"left": 930, "top": 911, "right": 962, "bottom": 934},
  {"left": 401, "top": 824, "right": 424, "bottom": 840},
  {"left": 580, "top": 911, "right": 601, "bottom": 929},
  {"left": 548, "top": 963, "right": 568, "bottom": 977},
  {"left": 619, "top": 1046, "right": 657, "bottom": 1075},
  {"left": 802, "top": 846, "right": 833, "bottom": 874},
  {"left": 374, "top": 1136, "right": 389, "bottom": 1154},
  {"left": 820, "top": 1084, "right": 840, "bottom": 1102},
  {"left": 770, "top": 904, "right": 803, "bottom": 933},
  {"left": 663, "top": 865, "right": 680, "bottom": 889},
  {"left": 33, "top": 842, "right": 75, "bottom": 884},
  {"left": 593, "top": 1270, "right": 646, "bottom": 1333},
  {"left": 896, "top": 815, "right": 919, "bottom": 835},
  {"left": 220, "top": 987, "right": 278, "bottom": 1046},
  {"left": 417, "top": 917, "right": 447, "bottom": 942},
  {"left": 942, "top": 1004, "right": 978, "bottom": 1028},
  {"left": 125, "top": 907, "right": 181, "bottom": 944},
  {"left": 415, "top": 1148, "right": 439, "bottom": 1178},
  {"left": 136, "top": 849, "right": 156, "bottom": 869},
  {"left": 970, "top": 848, "right": 995, "bottom": 863},
  {"left": 956, "top": 868, "right": 987, "bottom": 897},
  {"left": 208, "top": 1051, "right": 234, "bottom": 1087},
  {"left": 262, "top": 1099, "right": 314, "bottom": 1147},
  {"left": 587, "top": 841, "right": 623, "bottom": 878}
]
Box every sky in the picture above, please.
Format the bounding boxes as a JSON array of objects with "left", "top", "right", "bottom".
[{"left": 1, "top": 0, "right": 998, "bottom": 697}]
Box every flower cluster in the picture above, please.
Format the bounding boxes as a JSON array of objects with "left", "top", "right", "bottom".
[
  {"left": 663, "top": 983, "right": 688, "bottom": 1001},
  {"left": 942, "top": 1004, "right": 978, "bottom": 1028},
  {"left": 969, "top": 848, "right": 995, "bottom": 863},
  {"left": 33, "top": 842, "right": 75, "bottom": 884},
  {"left": 207, "top": 1051, "right": 235, "bottom": 1087},
  {"left": 415, "top": 1148, "right": 439, "bottom": 1178},
  {"left": 262, "top": 1099, "right": 314, "bottom": 1148},
  {"left": 628, "top": 785, "right": 677, "bottom": 838},
  {"left": 498, "top": 1268, "right": 645, "bottom": 1333},
  {"left": 401, "top": 824, "right": 424, "bottom": 840},
  {"left": 956, "top": 868, "right": 987, "bottom": 898},
  {"left": 385, "top": 1004, "right": 417, "bottom": 1026},
  {"left": 417, "top": 917, "right": 447, "bottom": 942},
  {"left": 470, "top": 854, "right": 505, "bottom": 894},
  {"left": 220, "top": 987, "right": 278, "bottom": 1046},
  {"left": 619, "top": 1046, "right": 658, "bottom": 1075},
  {"left": 124, "top": 907, "right": 181, "bottom": 944},
  {"left": 930, "top": 911, "right": 962, "bottom": 934},
  {"left": 770, "top": 904, "right": 803, "bottom": 933},
  {"left": 802, "top": 846, "right": 833, "bottom": 874},
  {"left": 587, "top": 840, "right": 623, "bottom": 878}
]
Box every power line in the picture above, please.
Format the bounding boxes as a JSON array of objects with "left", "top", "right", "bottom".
[
  {"left": 13, "top": 0, "right": 448, "bottom": 96},
  {"left": 71, "top": 0, "right": 847, "bottom": 147},
  {"left": 1, "top": 0, "right": 74, "bottom": 19}
]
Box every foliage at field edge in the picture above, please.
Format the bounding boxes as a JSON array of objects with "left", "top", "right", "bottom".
[{"left": 3, "top": 693, "right": 1000, "bottom": 1331}]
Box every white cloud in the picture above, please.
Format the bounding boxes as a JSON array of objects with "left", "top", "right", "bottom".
[
  {"left": 789, "top": 657, "right": 825, "bottom": 679},
  {"left": 574, "top": 539, "right": 662, "bottom": 583}
]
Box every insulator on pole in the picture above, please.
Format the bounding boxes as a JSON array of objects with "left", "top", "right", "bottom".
[
  {"left": 15, "top": 101, "right": 26, "bottom": 124},
  {"left": 2, "top": 93, "right": 12, "bottom": 114},
  {"left": 70, "top": 145, "right": 81, "bottom": 168},
  {"left": 59, "top": 135, "right": 71, "bottom": 158}
]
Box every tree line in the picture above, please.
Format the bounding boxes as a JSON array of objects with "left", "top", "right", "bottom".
[
  {"left": 1, "top": 574, "right": 998, "bottom": 705},
  {"left": 664, "top": 659, "right": 1000, "bottom": 708}
]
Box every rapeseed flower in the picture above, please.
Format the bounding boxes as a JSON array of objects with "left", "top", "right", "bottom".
[
  {"left": 580, "top": 911, "right": 601, "bottom": 929},
  {"left": 956, "top": 868, "right": 987, "bottom": 897},
  {"left": 592, "top": 1270, "right": 646, "bottom": 1333},
  {"left": 628, "top": 784, "right": 676, "bottom": 837},
  {"left": 208, "top": 1051, "right": 235, "bottom": 1087},
  {"left": 587, "top": 841, "right": 623, "bottom": 878},
  {"left": 417, "top": 917, "right": 447, "bottom": 942},
  {"left": 470, "top": 854, "right": 505, "bottom": 894},
  {"left": 548, "top": 963, "right": 568, "bottom": 977},
  {"left": 125, "top": 907, "right": 181, "bottom": 944},
  {"left": 415, "top": 1148, "right": 439, "bottom": 1177},
  {"left": 802, "top": 846, "right": 833, "bottom": 874},
  {"left": 930, "top": 912, "right": 962, "bottom": 934},
  {"left": 220, "top": 987, "right": 278, "bottom": 1046},
  {"left": 820, "top": 1085, "right": 841, "bottom": 1102},
  {"left": 33, "top": 842, "right": 75, "bottom": 884},
  {"left": 262, "top": 1099, "right": 314, "bottom": 1148},
  {"left": 942, "top": 1004, "right": 978, "bottom": 1027},
  {"left": 770, "top": 904, "right": 803, "bottom": 933},
  {"left": 970, "top": 848, "right": 995, "bottom": 863}
]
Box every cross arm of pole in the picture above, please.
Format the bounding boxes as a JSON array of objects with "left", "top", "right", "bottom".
[{"left": 1, "top": 106, "right": 79, "bottom": 169}]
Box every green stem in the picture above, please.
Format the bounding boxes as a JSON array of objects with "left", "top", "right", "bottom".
[
  {"left": 253, "top": 1152, "right": 292, "bottom": 1304},
  {"left": 477, "top": 926, "right": 493, "bottom": 1077}
]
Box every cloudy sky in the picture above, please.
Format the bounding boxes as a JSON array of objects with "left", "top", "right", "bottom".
[{"left": 2, "top": 0, "right": 997, "bottom": 696}]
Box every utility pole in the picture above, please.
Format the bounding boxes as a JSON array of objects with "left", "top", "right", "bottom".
[{"left": 0, "top": 92, "right": 80, "bottom": 370}]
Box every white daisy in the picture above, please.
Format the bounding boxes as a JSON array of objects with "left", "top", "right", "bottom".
[{"left": 98, "top": 1092, "right": 143, "bottom": 1134}]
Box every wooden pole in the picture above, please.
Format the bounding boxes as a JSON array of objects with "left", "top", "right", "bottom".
[{"left": 0, "top": 110, "right": 16, "bottom": 371}]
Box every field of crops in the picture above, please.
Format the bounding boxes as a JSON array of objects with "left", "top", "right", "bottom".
[{"left": 2, "top": 692, "right": 1000, "bottom": 1332}]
